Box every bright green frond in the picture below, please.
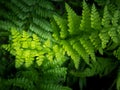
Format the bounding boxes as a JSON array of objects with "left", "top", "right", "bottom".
[
  {"left": 73, "top": 42, "right": 90, "bottom": 64},
  {"left": 80, "top": 36, "right": 96, "bottom": 61},
  {"left": 80, "top": 0, "right": 91, "bottom": 31},
  {"left": 91, "top": 4, "right": 101, "bottom": 30},
  {"left": 99, "top": 29, "right": 110, "bottom": 49},
  {"left": 65, "top": 3, "right": 81, "bottom": 35},
  {"left": 62, "top": 40, "right": 80, "bottom": 69},
  {"left": 89, "top": 31, "right": 102, "bottom": 50}
]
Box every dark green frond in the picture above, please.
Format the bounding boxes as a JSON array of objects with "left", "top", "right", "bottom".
[
  {"left": 102, "top": 6, "right": 111, "bottom": 27},
  {"left": 117, "top": 70, "right": 120, "bottom": 90},
  {"left": 7, "top": 78, "right": 35, "bottom": 90},
  {"left": 0, "top": 0, "right": 56, "bottom": 40},
  {"left": 54, "top": 15, "right": 68, "bottom": 39},
  {"left": 112, "top": 10, "right": 119, "bottom": 26},
  {"left": 40, "top": 84, "right": 72, "bottom": 90},
  {"left": 71, "top": 57, "right": 117, "bottom": 77}
]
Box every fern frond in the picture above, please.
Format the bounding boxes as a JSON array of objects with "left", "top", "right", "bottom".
[
  {"left": 61, "top": 40, "right": 80, "bottom": 69},
  {"left": 11, "top": 0, "right": 30, "bottom": 12},
  {"left": 0, "top": 21, "right": 16, "bottom": 30},
  {"left": 52, "top": 1, "right": 120, "bottom": 71},
  {"left": 43, "top": 67, "right": 67, "bottom": 81},
  {"left": 17, "top": 69, "right": 39, "bottom": 82},
  {"left": 80, "top": 36, "right": 96, "bottom": 61},
  {"left": 2, "top": 44, "right": 11, "bottom": 52},
  {"left": 65, "top": 3, "right": 81, "bottom": 35},
  {"left": 42, "top": 59, "right": 63, "bottom": 70},
  {"left": 40, "top": 84, "right": 72, "bottom": 90},
  {"left": 102, "top": 6, "right": 111, "bottom": 27},
  {"left": 99, "top": 29, "right": 110, "bottom": 49},
  {"left": 5, "top": 1, "right": 28, "bottom": 20},
  {"left": 53, "top": 45, "right": 66, "bottom": 62},
  {"left": 2, "top": 28, "right": 46, "bottom": 68},
  {"left": 80, "top": 0, "right": 91, "bottom": 31},
  {"left": 38, "top": 0, "right": 55, "bottom": 10},
  {"left": 73, "top": 42, "right": 90, "bottom": 64},
  {"left": 108, "top": 3, "right": 117, "bottom": 14},
  {"left": 54, "top": 15, "right": 68, "bottom": 39},
  {"left": 29, "top": 23, "right": 52, "bottom": 39},
  {"left": 91, "top": 4, "right": 101, "bottom": 30},
  {"left": 33, "top": 18, "right": 52, "bottom": 32},
  {"left": 7, "top": 77, "right": 35, "bottom": 90},
  {"left": 89, "top": 31, "right": 102, "bottom": 49},
  {"left": 36, "top": 7, "right": 55, "bottom": 18},
  {"left": 51, "top": 19, "right": 61, "bottom": 40},
  {"left": 0, "top": 0, "right": 56, "bottom": 40},
  {"left": 71, "top": 57, "right": 117, "bottom": 77},
  {"left": 112, "top": 10, "right": 119, "bottom": 26},
  {"left": 108, "top": 27, "right": 119, "bottom": 43}
]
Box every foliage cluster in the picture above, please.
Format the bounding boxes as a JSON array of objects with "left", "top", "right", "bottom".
[{"left": 1, "top": 0, "right": 120, "bottom": 90}]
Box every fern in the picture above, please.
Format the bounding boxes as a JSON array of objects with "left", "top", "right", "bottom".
[
  {"left": 51, "top": 18, "right": 61, "bottom": 40},
  {"left": 61, "top": 40, "right": 80, "bottom": 69},
  {"left": 39, "top": 66, "right": 71, "bottom": 90},
  {"left": 52, "top": 2, "right": 98, "bottom": 68},
  {"left": 1, "top": 26, "right": 72, "bottom": 89},
  {"left": 102, "top": 6, "right": 111, "bottom": 27},
  {"left": 71, "top": 57, "right": 117, "bottom": 77},
  {"left": 1, "top": 1, "right": 120, "bottom": 90},
  {"left": 7, "top": 78, "right": 35, "bottom": 90},
  {"left": 65, "top": 3, "right": 81, "bottom": 35},
  {"left": 54, "top": 16, "right": 68, "bottom": 39},
  {"left": 80, "top": 36, "right": 96, "bottom": 61},
  {"left": 2, "top": 28, "right": 45, "bottom": 68},
  {"left": 72, "top": 41, "right": 90, "bottom": 64},
  {"left": 80, "top": 0, "right": 91, "bottom": 31},
  {"left": 1, "top": 29, "right": 71, "bottom": 90},
  {"left": 108, "top": 27, "right": 119, "bottom": 43},
  {"left": 0, "top": 0, "right": 56, "bottom": 40},
  {"left": 52, "top": 4, "right": 120, "bottom": 90},
  {"left": 91, "top": 4, "right": 101, "bottom": 30},
  {"left": 99, "top": 29, "right": 110, "bottom": 49},
  {"left": 112, "top": 10, "right": 119, "bottom": 26},
  {"left": 40, "top": 84, "right": 72, "bottom": 90},
  {"left": 89, "top": 31, "right": 103, "bottom": 54},
  {"left": 0, "top": 61, "right": 71, "bottom": 90}
]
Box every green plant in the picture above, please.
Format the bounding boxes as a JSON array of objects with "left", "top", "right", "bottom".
[
  {"left": 0, "top": 0, "right": 56, "bottom": 40},
  {"left": 51, "top": 1, "right": 120, "bottom": 89},
  {"left": 1, "top": 0, "right": 120, "bottom": 90},
  {"left": 1, "top": 28, "right": 71, "bottom": 90}
]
